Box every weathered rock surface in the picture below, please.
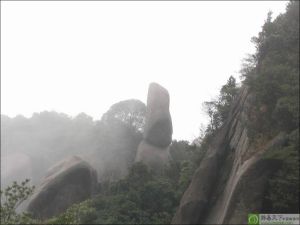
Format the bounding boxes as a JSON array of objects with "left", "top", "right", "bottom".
[
  {"left": 172, "top": 86, "right": 287, "bottom": 224},
  {"left": 135, "top": 140, "right": 170, "bottom": 170},
  {"left": 135, "top": 83, "right": 172, "bottom": 170},
  {"left": 144, "top": 82, "right": 172, "bottom": 147},
  {"left": 27, "top": 155, "right": 97, "bottom": 220}
]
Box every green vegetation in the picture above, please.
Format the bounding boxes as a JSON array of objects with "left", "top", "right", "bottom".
[
  {"left": 1, "top": 1, "right": 298, "bottom": 223},
  {"left": 42, "top": 76, "right": 240, "bottom": 224},
  {"left": 0, "top": 179, "right": 36, "bottom": 225},
  {"left": 240, "top": 1, "right": 299, "bottom": 213},
  {"left": 242, "top": 1, "right": 299, "bottom": 137},
  {"left": 203, "top": 75, "right": 239, "bottom": 134},
  {"left": 44, "top": 138, "right": 204, "bottom": 224},
  {"left": 263, "top": 129, "right": 299, "bottom": 213},
  {"left": 46, "top": 200, "right": 96, "bottom": 224},
  {"left": 101, "top": 99, "right": 146, "bottom": 133},
  {"left": 1, "top": 140, "right": 201, "bottom": 224}
]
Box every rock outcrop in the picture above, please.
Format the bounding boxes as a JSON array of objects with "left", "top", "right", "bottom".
[
  {"left": 27, "top": 155, "right": 97, "bottom": 220},
  {"left": 135, "top": 83, "right": 172, "bottom": 170},
  {"left": 172, "top": 86, "right": 287, "bottom": 224}
]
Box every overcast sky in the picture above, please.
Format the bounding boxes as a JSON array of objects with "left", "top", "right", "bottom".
[{"left": 1, "top": 1, "right": 288, "bottom": 141}]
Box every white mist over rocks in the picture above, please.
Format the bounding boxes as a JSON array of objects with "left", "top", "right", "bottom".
[{"left": 1, "top": 1, "right": 288, "bottom": 141}]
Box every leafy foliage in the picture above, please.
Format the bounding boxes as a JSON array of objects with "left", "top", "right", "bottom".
[
  {"left": 2, "top": 2, "right": 299, "bottom": 223},
  {"left": 46, "top": 140, "right": 202, "bottom": 225},
  {"left": 242, "top": 1, "right": 299, "bottom": 136},
  {"left": 101, "top": 99, "right": 146, "bottom": 133},
  {"left": 0, "top": 179, "right": 36, "bottom": 225},
  {"left": 200, "top": 1, "right": 299, "bottom": 214},
  {"left": 47, "top": 162, "right": 179, "bottom": 224},
  {"left": 47, "top": 200, "right": 97, "bottom": 224},
  {"left": 263, "top": 129, "right": 299, "bottom": 213},
  {"left": 203, "top": 75, "right": 239, "bottom": 133},
  {"left": 91, "top": 158, "right": 197, "bottom": 224},
  {"left": 167, "top": 140, "right": 203, "bottom": 191},
  {"left": 240, "top": 1, "right": 299, "bottom": 213}
]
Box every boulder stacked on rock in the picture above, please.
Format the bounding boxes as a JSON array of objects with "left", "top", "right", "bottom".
[
  {"left": 135, "top": 82, "right": 172, "bottom": 170},
  {"left": 27, "top": 155, "right": 97, "bottom": 220}
]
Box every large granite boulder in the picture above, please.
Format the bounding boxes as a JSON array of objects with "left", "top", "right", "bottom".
[
  {"left": 135, "top": 83, "right": 172, "bottom": 170},
  {"left": 27, "top": 155, "right": 97, "bottom": 220},
  {"left": 144, "top": 83, "right": 172, "bottom": 147},
  {"left": 135, "top": 140, "right": 170, "bottom": 171}
]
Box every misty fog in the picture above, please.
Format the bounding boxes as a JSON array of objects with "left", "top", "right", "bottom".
[
  {"left": 1, "top": 99, "right": 146, "bottom": 189},
  {"left": 1, "top": 1, "right": 298, "bottom": 224}
]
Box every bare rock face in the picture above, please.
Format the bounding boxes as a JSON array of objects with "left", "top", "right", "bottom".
[
  {"left": 144, "top": 83, "right": 173, "bottom": 147},
  {"left": 171, "top": 87, "right": 287, "bottom": 224},
  {"left": 27, "top": 155, "right": 97, "bottom": 220},
  {"left": 135, "top": 83, "right": 172, "bottom": 170},
  {"left": 135, "top": 140, "right": 170, "bottom": 170}
]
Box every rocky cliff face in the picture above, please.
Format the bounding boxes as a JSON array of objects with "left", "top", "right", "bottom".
[
  {"left": 27, "top": 156, "right": 97, "bottom": 220},
  {"left": 135, "top": 82, "right": 172, "bottom": 171},
  {"left": 172, "top": 86, "right": 287, "bottom": 224}
]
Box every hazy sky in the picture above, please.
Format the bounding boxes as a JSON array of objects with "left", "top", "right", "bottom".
[{"left": 1, "top": 1, "right": 288, "bottom": 141}]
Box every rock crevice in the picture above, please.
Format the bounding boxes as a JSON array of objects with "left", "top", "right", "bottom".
[{"left": 172, "top": 86, "right": 287, "bottom": 224}]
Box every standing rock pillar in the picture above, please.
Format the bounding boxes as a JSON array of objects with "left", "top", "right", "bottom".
[{"left": 135, "top": 82, "right": 173, "bottom": 171}]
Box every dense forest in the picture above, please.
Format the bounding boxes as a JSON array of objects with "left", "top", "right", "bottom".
[
  {"left": 1, "top": 1, "right": 299, "bottom": 224},
  {"left": 242, "top": 1, "right": 299, "bottom": 213}
]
